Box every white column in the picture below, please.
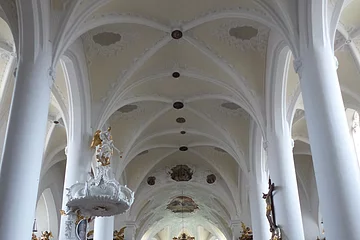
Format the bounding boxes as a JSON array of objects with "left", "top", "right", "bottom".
[
  {"left": 249, "top": 121, "right": 271, "bottom": 240},
  {"left": 249, "top": 177, "right": 271, "bottom": 240},
  {"left": 124, "top": 223, "right": 136, "bottom": 240},
  {"left": 58, "top": 136, "right": 92, "bottom": 240},
  {"left": 267, "top": 127, "right": 305, "bottom": 240},
  {"left": 296, "top": 45, "right": 360, "bottom": 239},
  {"left": 94, "top": 216, "right": 114, "bottom": 240},
  {"left": 0, "top": 51, "right": 52, "bottom": 239}
]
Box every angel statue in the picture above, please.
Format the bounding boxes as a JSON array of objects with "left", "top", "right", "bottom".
[
  {"left": 40, "top": 231, "right": 53, "bottom": 240},
  {"left": 91, "top": 127, "right": 122, "bottom": 166}
]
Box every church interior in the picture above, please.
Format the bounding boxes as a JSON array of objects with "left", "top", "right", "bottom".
[{"left": 0, "top": 1, "right": 360, "bottom": 240}]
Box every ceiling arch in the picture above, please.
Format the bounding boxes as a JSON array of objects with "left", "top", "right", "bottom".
[{"left": 130, "top": 182, "right": 234, "bottom": 240}]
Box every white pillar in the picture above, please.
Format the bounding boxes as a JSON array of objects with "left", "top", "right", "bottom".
[
  {"left": 94, "top": 216, "right": 114, "bottom": 240},
  {"left": 124, "top": 223, "right": 136, "bottom": 240},
  {"left": 249, "top": 121, "right": 271, "bottom": 240},
  {"left": 296, "top": 45, "right": 360, "bottom": 239},
  {"left": 267, "top": 127, "right": 305, "bottom": 240},
  {"left": 0, "top": 51, "right": 52, "bottom": 239},
  {"left": 58, "top": 136, "right": 92, "bottom": 240},
  {"left": 249, "top": 177, "right": 271, "bottom": 240}
]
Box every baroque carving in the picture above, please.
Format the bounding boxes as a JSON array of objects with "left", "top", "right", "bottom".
[{"left": 168, "top": 164, "right": 194, "bottom": 182}]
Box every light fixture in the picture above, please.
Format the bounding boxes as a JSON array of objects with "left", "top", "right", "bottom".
[
  {"left": 171, "top": 165, "right": 195, "bottom": 240},
  {"left": 32, "top": 218, "right": 37, "bottom": 233}
]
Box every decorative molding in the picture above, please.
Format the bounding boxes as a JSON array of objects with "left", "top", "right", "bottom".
[
  {"left": 212, "top": 20, "right": 269, "bottom": 54},
  {"left": 217, "top": 100, "right": 250, "bottom": 120},
  {"left": 182, "top": 7, "right": 270, "bottom": 32},
  {"left": 109, "top": 102, "right": 146, "bottom": 122},
  {"left": 82, "top": 25, "right": 140, "bottom": 61}
]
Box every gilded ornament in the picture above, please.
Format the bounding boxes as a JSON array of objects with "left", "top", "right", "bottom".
[
  {"left": 32, "top": 233, "right": 38, "bottom": 240},
  {"left": 239, "top": 222, "right": 253, "bottom": 240},
  {"left": 87, "top": 230, "right": 94, "bottom": 238},
  {"left": 113, "top": 227, "right": 126, "bottom": 240},
  {"left": 40, "top": 231, "right": 53, "bottom": 240}
]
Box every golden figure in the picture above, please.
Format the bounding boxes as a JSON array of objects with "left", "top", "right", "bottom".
[
  {"left": 113, "top": 226, "right": 126, "bottom": 240},
  {"left": 90, "top": 130, "right": 102, "bottom": 149},
  {"left": 239, "top": 222, "right": 253, "bottom": 240},
  {"left": 32, "top": 233, "right": 38, "bottom": 240},
  {"left": 40, "top": 231, "right": 53, "bottom": 240}
]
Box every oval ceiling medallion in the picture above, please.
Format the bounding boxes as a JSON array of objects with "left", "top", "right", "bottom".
[
  {"left": 221, "top": 102, "right": 241, "bottom": 110},
  {"left": 172, "top": 72, "right": 180, "bottom": 78},
  {"left": 176, "top": 117, "right": 186, "bottom": 123},
  {"left": 92, "top": 32, "right": 122, "bottom": 46},
  {"left": 173, "top": 101, "right": 184, "bottom": 110},
  {"left": 117, "top": 104, "right": 138, "bottom": 113},
  {"left": 229, "top": 26, "right": 258, "bottom": 40},
  {"left": 171, "top": 30, "right": 183, "bottom": 39}
]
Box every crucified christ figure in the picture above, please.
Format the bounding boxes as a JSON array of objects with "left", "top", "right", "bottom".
[{"left": 262, "top": 180, "right": 276, "bottom": 233}]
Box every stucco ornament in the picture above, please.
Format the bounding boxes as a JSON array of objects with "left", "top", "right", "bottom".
[
  {"left": 212, "top": 20, "right": 269, "bottom": 54},
  {"left": 62, "top": 128, "right": 134, "bottom": 217}
]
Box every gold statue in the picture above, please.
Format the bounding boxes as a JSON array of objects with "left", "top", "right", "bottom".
[
  {"left": 32, "top": 233, "right": 38, "bottom": 240},
  {"left": 239, "top": 222, "right": 253, "bottom": 240},
  {"left": 113, "top": 226, "right": 126, "bottom": 240},
  {"left": 40, "top": 231, "right": 53, "bottom": 240}
]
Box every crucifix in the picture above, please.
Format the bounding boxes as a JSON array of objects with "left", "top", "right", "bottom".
[{"left": 262, "top": 178, "right": 280, "bottom": 239}]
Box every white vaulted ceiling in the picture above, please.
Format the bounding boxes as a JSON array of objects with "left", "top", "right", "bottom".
[{"left": 74, "top": 1, "right": 269, "bottom": 238}]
